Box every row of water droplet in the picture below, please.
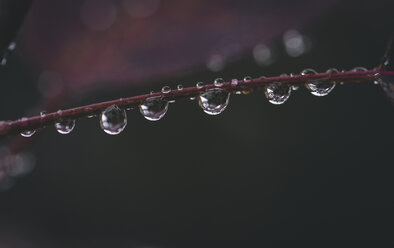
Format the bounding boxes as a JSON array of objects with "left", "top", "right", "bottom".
[{"left": 21, "top": 67, "right": 375, "bottom": 137}]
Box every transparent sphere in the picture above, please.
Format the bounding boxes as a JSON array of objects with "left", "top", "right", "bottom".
[
  {"left": 100, "top": 105, "right": 127, "bottom": 135},
  {"left": 214, "top": 78, "right": 224, "bottom": 87},
  {"left": 198, "top": 89, "right": 230, "bottom": 115},
  {"left": 139, "top": 97, "right": 169, "bottom": 121},
  {"left": 55, "top": 119, "right": 76, "bottom": 134},
  {"left": 20, "top": 130, "right": 36, "bottom": 138},
  {"left": 265, "top": 83, "right": 291, "bottom": 104},
  {"left": 302, "top": 68, "right": 336, "bottom": 96}
]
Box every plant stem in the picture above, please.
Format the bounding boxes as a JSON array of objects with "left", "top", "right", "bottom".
[{"left": 1, "top": 69, "right": 392, "bottom": 137}]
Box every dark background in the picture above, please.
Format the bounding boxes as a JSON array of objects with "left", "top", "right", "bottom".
[{"left": 0, "top": 0, "right": 393, "bottom": 247}]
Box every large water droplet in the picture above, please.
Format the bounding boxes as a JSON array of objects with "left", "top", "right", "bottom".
[
  {"left": 20, "top": 130, "right": 36, "bottom": 138},
  {"left": 302, "top": 68, "right": 335, "bottom": 96},
  {"left": 265, "top": 83, "right": 291, "bottom": 104},
  {"left": 198, "top": 89, "right": 230, "bottom": 115},
  {"left": 214, "top": 78, "right": 224, "bottom": 87},
  {"left": 177, "top": 84, "right": 183, "bottom": 90},
  {"left": 161, "top": 86, "right": 171, "bottom": 94},
  {"left": 40, "top": 111, "right": 47, "bottom": 117},
  {"left": 55, "top": 119, "right": 76, "bottom": 134},
  {"left": 100, "top": 105, "right": 127, "bottom": 135},
  {"left": 139, "top": 97, "right": 169, "bottom": 121}
]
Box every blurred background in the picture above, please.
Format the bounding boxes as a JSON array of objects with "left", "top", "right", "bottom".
[{"left": 0, "top": 0, "right": 394, "bottom": 247}]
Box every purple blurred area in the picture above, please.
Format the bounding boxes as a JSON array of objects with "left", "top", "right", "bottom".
[{"left": 20, "top": 0, "right": 337, "bottom": 91}]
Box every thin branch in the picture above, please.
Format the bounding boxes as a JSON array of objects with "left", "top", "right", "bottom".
[{"left": 1, "top": 69, "right": 392, "bottom": 137}]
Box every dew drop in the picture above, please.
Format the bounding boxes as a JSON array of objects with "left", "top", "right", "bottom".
[
  {"left": 196, "top": 82, "right": 204, "bottom": 89},
  {"left": 55, "top": 119, "right": 76, "bottom": 134},
  {"left": 139, "top": 97, "right": 169, "bottom": 121},
  {"left": 100, "top": 105, "right": 127, "bottom": 135},
  {"left": 161, "top": 86, "right": 171, "bottom": 94},
  {"left": 231, "top": 79, "right": 238, "bottom": 86},
  {"left": 40, "top": 111, "right": 47, "bottom": 117},
  {"left": 265, "top": 83, "right": 291, "bottom": 104},
  {"left": 169, "top": 100, "right": 175, "bottom": 103},
  {"left": 198, "top": 89, "right": 230, "bottom": 115},
  {"left": 243, "top": 76, "right": 252, "bottom": 83},
  {"left": 189, "top": 97, "right": 196, "bottom": 100},
  {"left": 302, "top": 68, "right": 335, "bottom": 96},
  {"left": 20, "top": 130, "right": 36, "bottom": 138},
  {"left": 235, "top": 91, "right": 242, "bottom": 95},
  {"left": 214, "top": 78, "right": 224, "bottom": 87},
  {"left": 352, "top": 67, "right": 367, "bottom": 72},
  {"left": 177, "top": 84, "right": 183, "bottom": 90}
]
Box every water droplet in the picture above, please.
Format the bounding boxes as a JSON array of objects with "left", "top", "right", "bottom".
[
  {"left": 20, "top": 130, "right": 36, "bottom": 138},
  {"left": 189, "top": 97, "right": 196, "bottom": 100},
  {"left": 161, "top": 86, "right": 171, "bottom": 94},
  {"left": 150, "top": 90, "right": 154, "bottom": 94},
  {"left": 198, "top": 89, "right": 230, "bottom": 115},
  {"left": 177, "top": 84, "right": 183, "bottom": 90},
  {"left": 231, "top": 79, "right": 238, "bottom": 86},
  {"left": 100, "top": 105, "right": 127, "bottom": 135},
  {"left": 55, "top": 119, "right": 76, "bottom": 134},
  {"left": 214, "top": 78, "right": 224, "bottom": 87},
  {"left": 139, "top": 97, "right": 169, "bottom": 121},
  {"left": 302, "top": 68, "right": 336, "bottom": 96},
  {"left": 243, "top": 76, "right": 252, "bottom": 83},
  {"left": 235, "top": 91, "right": 242, "bottom": 95},
  {"left": 196, "top": 82, "right": 204, "bottom": 89},
  {"left": 169, "top": 100, "right": 175, "bottom": 103},
  {"left": 265, "top": 83, "right": 291, "bottom": 104},
  {"left": 352, "top": 67, "right": 367, "bottom": 72},
  {"left": 40, "top": 111, "right": 47, "bottom": 117}
]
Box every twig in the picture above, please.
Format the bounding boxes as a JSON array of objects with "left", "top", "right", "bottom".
[{"left": 1, "top": 69, "right": 392, "bottom": 137}]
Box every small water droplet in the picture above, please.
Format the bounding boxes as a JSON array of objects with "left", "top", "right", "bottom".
[
  {"left": 243, "top": 76, "right": 252, "bottom": 83},
  {"left": 177, "top": 84, "right": 183, "bottom": 90},
  {"left": 139, "top": 97, "right": 169, "bottom": 121},
  {"left": 302, "top": 68, "right": 335, "bottom": 96},
  {"left": 196, "top": 82, "right": 204, "bottom": 89},
  {"left": 20, "top": 130, "right": 36, "bottom": 138},
  {"left": 352, "top": 67, "right": 367, "bottom": 72},
  {"left": 231, "top": 79, "right": 238, "bottom": 86},
  {"left": 374, "top": 80, "right": 380, "bottom": 85},
  {"left": 169, "top": 100, "right": 175, "bottom": 103},
  {"left": 55, "top": 119, "right": 75, "bottom": 134},
  {"left": 150, "top": 90, "right": 154, "bottom": 94},
  {"left": 235, "top": 91, "right": 242, "bottom": 95},
  {"left": 265, "top": 83, "right": 291, "bottom": 104},
  {"left": 189, "top": 97, "right": 196, "bottom": 100},
  {"left": 40, "top": 111, "right": 47, "bottom": 117},
  {"left": 100, "top": 105, "right": 127, "bottom": 135},
  {"left": 161, "top": 86, "right": 171, "bottom": 94},
  {"left": 199, "top": 89, "right": 230, "bottom": 115},
  {"left": 214, "top": 78, "right": 224, "bottom": 87}
]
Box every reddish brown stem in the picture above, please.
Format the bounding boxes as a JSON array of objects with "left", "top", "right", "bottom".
[{"left": 0, "top": 70, "right": 392, "bottom": 137}]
